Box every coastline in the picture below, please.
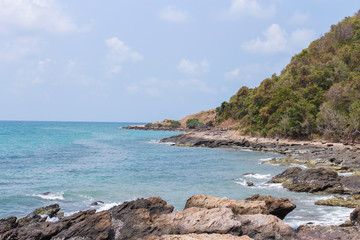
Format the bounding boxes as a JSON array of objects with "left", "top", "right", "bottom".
[{"left": 160, "top": 129, "right": 360, "bottom": 171}]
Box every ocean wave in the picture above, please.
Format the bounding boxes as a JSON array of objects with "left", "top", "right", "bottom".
[
  {"left": 243, "top": 173, "right": 271, "bottom": 179},
  {"left": 30, "top": 192, "right": 65, "bottom": 201},
  {"left": 235, "top": 180, "right": 249, "bottom": 187},
  {"left": 96, "top": 202, "right": 122, "bottom": 212},
  {"left": 147, "top": 140, "right": 175, "bottom": 145}
]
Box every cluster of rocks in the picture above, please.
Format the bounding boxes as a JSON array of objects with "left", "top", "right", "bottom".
[
  {"left": 268, "top": 167, "right": 360, "bottom": 195},
  {"left": 161, "top": 131, "right": 360, "bottom": 169},
  {"left": 0, "top": 194, "right": 298, "bottom": 240}
]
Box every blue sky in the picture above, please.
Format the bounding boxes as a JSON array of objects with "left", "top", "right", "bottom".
[{"left": 0, "top": 0, "right": 359, "bottom": 122}]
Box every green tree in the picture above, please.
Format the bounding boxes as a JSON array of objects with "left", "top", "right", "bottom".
[{"left": 186, "top": 119, "right": 199, "bottom": 129}]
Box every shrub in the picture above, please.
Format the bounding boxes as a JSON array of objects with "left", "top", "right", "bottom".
[
  {"left": 170, "top": 121, "right": 181, "bottom": 128},
  {"left": 186, "top": 118, "right": 199, "bottom": 128}
]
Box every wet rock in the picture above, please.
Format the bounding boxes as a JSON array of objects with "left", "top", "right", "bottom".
[
  {"left": 1, "top": 209, "right": 111, "bottom": 240},
  {"left": 245, "top": 194, "right": 296, "bottom": 220},
  {"left": 184, "top": 195, "right": 268, "bottom": 215},
  {"left": 246, "top": 181, "right": 254, "bottom": 187},
  {"left": 282, "top": 167, "right": 343, "bottom": 193},
  {"left": 268, "top": 167, "right": 303, "bottom": 183},
  {"left": 144, "top": 234, "right": 254, "bottom": 239},
  {"left": 350, "top": 207, "right": 360, "bottom": 225},
  {"left": 340, "top": 175, "right": 360, "bottom": 194},
  {"left": 315, "top": 195, "right": 360, "bottom": 208},
  {"left": 17, "top": 204, "right": 60, "bottom": 225},
  {"left": 0, "top": 216, "right": 17, "bottom": 234},
  {"left": 296, "top": 225, "right": 360, "bottom": 240},
  {"left": 109, "top": 197, "right": 174, "bottom": 220},
  {"left": 91, "top": 201, "right": 104, "bottom": 206}
]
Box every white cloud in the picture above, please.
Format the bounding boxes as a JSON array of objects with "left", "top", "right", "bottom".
[
  {"left": 290, "top": 11, "right": 310, "bottom": 25},
  {"left": 159, "top": 6, "right": 189, "bottom": 23},
  {"left": 0, "top": 0, "right": 81, "bottom": 34},
  {"left": 126, "top": 84, "right": 139, "bottom": 94},
  {"left": 32, "top": 77, "right": 44, "bottom": 84},
  {"left": 242, "top": 24, "right": 287, "bottom": 54},
  {"left": 106, "top": 37, "right": 143, "bottom": 63},
  {"left": 177, "top": 59, "right": 210, "bottom": 74},
  {"left": 224, "top": 68, "right": 240, "bottom": 79},
  {"left": 37, "top": 58, "right": 52, "bottom": 71},
  {"left": 290, "top": 28, "right": 316, "bottom": 47},
  {"left": 105, "top": 37, "right": 143, "bottom": 74},
  {"left": 177, "top": 78, "right": 215, "bottom": 94},
  {"left": 146, "top": 87, "right": 162, "bottom": 97},
  {"left": 228, "top": 0, "right": 276, "bottom": 19},
  {"left": 0, "top": 37, "right": 41, "bottom": 61}
]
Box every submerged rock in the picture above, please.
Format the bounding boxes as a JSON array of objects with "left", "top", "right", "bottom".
[{"left": 350, "top": 207, "right": 360, "bottom": 225}]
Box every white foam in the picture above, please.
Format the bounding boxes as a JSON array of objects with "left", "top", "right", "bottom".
[
  {"left": 235, "top": 180, "right": 248, "bottom": 187},
  {"left": 147, "top": 140, "right": 175, "bottom": 145},
  {"left": 243, "top": 173, "right": 271, "bottom": 179},
  {"left": 259, "top": 157, "right": 273, "bottom": 161},
  {"left": 46, "top": 216, "right": 60, "bottom": 222},
  {"left": 96, "top": 202, "right": 122, "bottom": 212},
  {"left": 31, "top": 192, "right": 65, "bottom": 201},
  {"left": 338, "top": 172, "right": 355, "bottom": 176}
]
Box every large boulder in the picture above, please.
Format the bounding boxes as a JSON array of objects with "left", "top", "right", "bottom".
[
  {"left": 148, "top": 208, "right": 296, "bottom": 240},
  {"left": 184, "top": 195, "right": 268, "bottom": 215},
  {"left": 245, "top": 194, "right": 296, "bottom": 220},
  {"left": 185, "top": 194, "right": 295, "bottom": 219},
  {"left": 340, "top": 176, "right": 360, "bottom": 194},
  {"left": 282, "top": 167, "right": 343, "bottom": 193},
  {"left": 267, "top": 167, "right": 303, "bottom": 183}
]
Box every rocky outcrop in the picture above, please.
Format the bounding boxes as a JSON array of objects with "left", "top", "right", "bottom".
[
  {"left": 296, "top": 224, "right": 360, "bottom": 240},
  {"left": 245, "top": 194, "right": 296, "bottom": 220},
  {"left": 267, "top": 167, "right": 303, "bottom": 183},
  {"left": 315, "top": 195, "right": 360, "bottom": 208},
  {"left": 184, "top": 195, "right": 268, "bottom": 215},
  {"left": 0, "top": 209, "right": 111, "bottom": 240},
  {"left": 271, "top": 167, "right": 360, "bottom": 195},
  {"left": 0, "top": 196, "right": 298, "bottom": 240},
  {"left": 282, "top": 167, "right": 343, "bottom": 193},
  {"left": 185, "top": 194, "right": 295, "bottom": 220},
  {"left": 17, "top": 204, "right": 61, "bottom": 225},
  {"left": 144, "top": 234, "right": 253, "bottom": 240}
]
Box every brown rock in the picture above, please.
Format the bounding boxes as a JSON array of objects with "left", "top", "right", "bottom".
[
  {"left": 184, "top": 195, "right": 268, "bottom": 215},
  {"left": 1, "top": 209, "right": 111, "bottom": 240},
  {"left": 245, "top": 194, "right": 296, "bottom": 220},
  {"left": 296, "top": 224, "right": 360, "bottom": 240},
  {"left": 350, "top": 207, "right": 360, "bottom": 225},
  {"left": 144, "top": 234, "right": 253, "bottom": 239}
]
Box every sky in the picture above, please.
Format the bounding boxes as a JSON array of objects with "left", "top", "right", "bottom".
[{"left": 0, "top": 0, "right": 359, "bottom": 122}]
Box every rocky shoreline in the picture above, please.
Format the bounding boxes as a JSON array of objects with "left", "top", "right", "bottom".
[
  {"left": 2, "top": 194, "right": 360, "bottom": 239},
  {"left": 161, "top": 130, "right": 360, "bottom": 170}
]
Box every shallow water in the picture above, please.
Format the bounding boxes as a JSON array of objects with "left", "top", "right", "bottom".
[{"left": 0, "top": 121, "right": 352, "bottom": 227}]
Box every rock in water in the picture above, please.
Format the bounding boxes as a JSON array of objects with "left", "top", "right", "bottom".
[
  {"left": 267, "top": 167, "right": 303, "bottom": 183},
  {"left": 245, "top": 194, "right": 296, "bottom": 220},
  {"left": 350, "top": 207, "right": 360, "bottom": 225},
  {"left": 282, "top": 167, "right": 343, "bottom": 193}
]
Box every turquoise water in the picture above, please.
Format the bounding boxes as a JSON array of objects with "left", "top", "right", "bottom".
[{"left": 0, "top": 121, "right": 352, "bottom": 227}]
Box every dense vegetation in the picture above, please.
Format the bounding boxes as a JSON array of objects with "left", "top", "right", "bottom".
[{"left": 217, "top": 11, "right": 360, "bottom": 141}]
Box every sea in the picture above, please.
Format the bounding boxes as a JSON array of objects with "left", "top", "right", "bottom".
[{"left": 0, "top": 121, "right": 353, "bottom": 227}]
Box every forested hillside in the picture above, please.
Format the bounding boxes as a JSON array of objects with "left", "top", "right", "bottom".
[{"left": 217, "top": 11, "right": 360, "bottom": 141}]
